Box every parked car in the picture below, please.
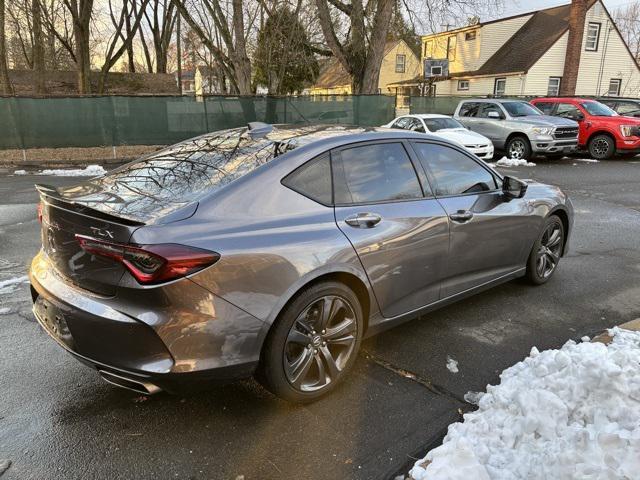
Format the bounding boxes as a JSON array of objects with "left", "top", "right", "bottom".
[
  {"left": 598, "top": 97, "right": 640, "bottom": 118},
  {"left": 531, "top": 97, "right": 640, "bottom": 160},
  {"left": 30, "top": 124, "right": 573, "bottom": 403},
  {"left": 453, "top": 99, "right": 579, "bottom": 160},
  {"left": 382, "top": 114, "right": 494, "bottom": 160}
]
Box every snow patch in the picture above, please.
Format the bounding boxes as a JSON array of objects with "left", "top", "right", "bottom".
[
  {"left": 409, "top": 328, "right": 640, "bottom": 480},
  {"left": 38, "top": 165, "right": 106, "bottom": 176},
  {"left": 13, "top": 169, "right": 27, "bottom": 175},
  {"left": 495, "top": 157, "right": 536, "bottom": 167},
  {"left": 574, "top": 158, "right": 600, "bottom": 163},
  {"left": 0, "top": 275, "right": 29, "bottom": 295},
  {"left": 446, "top": 356, "right": 459, "bottom": 373},
  {"left": 0, "top": 307, "right": 10, "bottom": 315}
]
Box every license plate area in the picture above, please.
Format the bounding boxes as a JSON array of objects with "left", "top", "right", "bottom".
[{"left": 34, "top": 296, "right": 75, "bottom": 349}]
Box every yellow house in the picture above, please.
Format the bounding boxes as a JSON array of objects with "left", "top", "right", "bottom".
[{"left": 309, "top": 40, "right": 420, "bottom": 96}]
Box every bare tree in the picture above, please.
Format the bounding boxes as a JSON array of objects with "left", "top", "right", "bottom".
[
  {"left": 32, "top": 0, "right": 46, "bottom": 93},
  {"left": 97, "top": 0, "right": 150, "bottom": 92},
  {"left": 171, "top": 0, "right": 254, "bottom": 95},
  {"left": 63, "top": 0, "right": 94, "bottom": 93},
  {"left": 139, "top": 0, "right": 177, "bottom": 73},
  {"left": 614, "top": 2, "right": 640, "bottom": 60},
  {"left": 314, "top": 0, "right": 395, "bottom": 94},
  {"left": 0, "top": 0, "right": 14, "bottom": 94}
]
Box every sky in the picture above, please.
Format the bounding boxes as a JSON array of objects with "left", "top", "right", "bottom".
[{"left": 498, "top": 0, "right": 633, "bottom": 19}]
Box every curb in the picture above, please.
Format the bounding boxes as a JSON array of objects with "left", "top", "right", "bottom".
[{"left": 592, "top": 318, "right": 640, "bottom": 344}]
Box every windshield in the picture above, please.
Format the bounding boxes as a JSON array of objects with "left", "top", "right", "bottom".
[
  {"left": 581, "top": 101, "right": 618, "bottom": 117},
  {"left": 423, "top": 117, "right": 466, "bottom": 131},
  {"left": 502, "top": 102, "right": 542, "bottom": 117}
]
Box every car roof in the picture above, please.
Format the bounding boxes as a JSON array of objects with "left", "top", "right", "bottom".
[
  {"left": 532, "top": 97, "right": 597, "bottom": 103},
  {"left": 458, "top": 98, "right": 530, "bottom": 104},
  {"left": 404, "top": 114, "right": 451, "bottom": 119}
]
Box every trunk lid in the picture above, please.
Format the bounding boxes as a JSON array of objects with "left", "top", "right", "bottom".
[{"left": 38, "top": 185, "right": 143, "bottom": 296}]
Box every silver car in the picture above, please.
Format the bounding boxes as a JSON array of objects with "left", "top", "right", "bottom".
[
  {"left": 29, "top": 124, "right": 573, "bottom": 403},
  {"left": 454, "top": 99, "right": 579, "bottom": 159}
]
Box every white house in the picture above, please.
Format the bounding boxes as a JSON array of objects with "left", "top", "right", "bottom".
[{"left": 421, "top": 0, "right": 640, "bottom": 97}]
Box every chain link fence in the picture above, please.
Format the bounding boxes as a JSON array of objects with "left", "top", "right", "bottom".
[{"left": 0, "top": 94, "right": 396, "bottom": 150}]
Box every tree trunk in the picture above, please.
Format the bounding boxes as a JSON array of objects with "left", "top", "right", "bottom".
[
  {"left": 0, "top": 0, "right": 14, "bottom": 95},
  {"left": 32, "top": 0, "right": 47, "bottom": 94},
  {"left": 123, "top": 0, "right": 135, "bottom": 72},
  {"left": 359, "top": 0, "right": 394, "bottom": 94},
  {"left": 68, "top": 0, "right": 94, "bottom": 94},
  {"left": 231, "top": 0, "right": 252, "bottom": 95}
]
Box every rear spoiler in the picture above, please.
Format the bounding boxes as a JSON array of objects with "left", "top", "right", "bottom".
[{"left": 35, "top": 183, "right": 147, "bottom": 227}]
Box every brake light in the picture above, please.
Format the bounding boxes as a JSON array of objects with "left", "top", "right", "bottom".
[
  {"left": 37, "top": 202, "right": 43, "bottom": 223},
  {"left": 75, "top": 235, "right": 220, "bottom": 285}
]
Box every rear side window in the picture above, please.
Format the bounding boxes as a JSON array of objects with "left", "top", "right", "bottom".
[
  {"left": 333, "top": 143, "right": 423, "bottom": 205},
  {"left": 282, "top": 154, "right": 333, "bottom": 205},
  {"left": 412, "top": 142, "right": 497, "bottom": 196},
  {"left": 458, "top": 102, "right": 481, "bottom": 117},
  {"left": 535, "top": 102, "right": 555, "bottom": 115}
]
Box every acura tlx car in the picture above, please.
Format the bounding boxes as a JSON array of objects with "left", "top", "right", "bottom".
[{"left": 29, "top": 124, "right": 573, "bottom": 403}]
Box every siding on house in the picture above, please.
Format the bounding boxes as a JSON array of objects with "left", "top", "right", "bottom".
[
  {"left": 379, "top": 41, "right": 421, "bottom": 93},
  {"left": 476, "top": 16, "right": 535, "bottom": 66},
  {"left": 526, "top": 32, "right": 569, "bottom": 95},
  {"left": 436, "top": 74, "right": 523, "bottom": 96},
  {"left": 575, "top": 2, "right": 640, "bottom": 96}
]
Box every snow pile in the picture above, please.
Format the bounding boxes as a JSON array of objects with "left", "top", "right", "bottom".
[
  {"left": 446, "top": 356, "right": 459, "bottom": 373},
  {"left": 0, "top": 275, "right": 29, "bottom": 295},
  {"left": 495, "top": 157, "right": 536, "bottom": 167},
  {"left": 13, "top": 165, "right": 106, "bottom": 176},
  {"left": 409, "top": 328, "right": 640, "bottom": 480}
]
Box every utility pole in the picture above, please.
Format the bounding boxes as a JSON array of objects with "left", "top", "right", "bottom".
[{"left": 177, "top": 11, "right": 182, "bottom": 95}]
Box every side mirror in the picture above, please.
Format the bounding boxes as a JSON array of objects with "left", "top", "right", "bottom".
[
  {"left": 487, "top": 111, "right": 501, "bottom": 119},
  {"left": 574, "top": 112, "right": 584, "bottom": 121},
  {"left": 502, "top": 176, "right": 528, "bottom": 199}
]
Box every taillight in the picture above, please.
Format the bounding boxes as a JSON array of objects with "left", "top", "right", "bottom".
[
  {"left": 37, "top": 202, "right": 43, "bottom": 223},
  {"left": 75, "top": 235, "right": 220, "bottom": 285}
]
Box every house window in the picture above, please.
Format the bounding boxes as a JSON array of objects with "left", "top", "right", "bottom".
[
  {"left": 431, "top": 65, "right": 443, "bottom": 76},
  {"left": 424, "top": 40, "right": 434, "bottom": 58},
  {"left": 494, "top": 77, "right": 506, "bottom": 96},
  {"left": 395, "top": 54, "right": 406, "bottom": 73},
  {"left": 465, "top": 31, "right": 476, "bottom": 41},
  {"left": 547, "top": 77, "right": 562, "bottom": 96},
  {"left": 608, "top": 78, "right": 622, "bottom": 96},
  {"left": 585, "top": 22, "right": 601, "bottom": 51},
  {"left": 458, "top": 80, "right": 470, "bottom": 91},
  {"left": 447, "top": 35, "right": 457, "bottom": 60}
]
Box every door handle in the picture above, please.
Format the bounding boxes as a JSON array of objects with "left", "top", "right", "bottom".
[
  {"left": 449, "top": 210, "right": 474, "bottom": 223},
  {"left": 344, "top": 213, "right": 382, "bottom": 228}
]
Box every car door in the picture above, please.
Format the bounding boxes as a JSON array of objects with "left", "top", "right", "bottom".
[
  {"left": 475, "top": 103, "right": 506, "bottom": 145},
  {"left": 332, "top": 141, "right": 450, "bottom": 318},
  {"left": 410, "top": 141, "right": 537, "bottom": 298},
  {"left": 456, "top": 102, "right": 482, "bottom": 132},
  {"left": 556, "top": 102, "right": 587, "bottom": 144}
]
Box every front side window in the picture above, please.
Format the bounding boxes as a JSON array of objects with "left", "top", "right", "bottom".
[
  {"left": 392, "top": 117, "right": 411, "bottom": 129},
  {"left": 616, "top": 102, "right": 640, "bottom": 115},
  {"left": 494, "top": 77, "right": 506, "bottom": 96},
  {"left": 586, "top": 22, "right": 601, "bottom": 51},
  {"left": 395, "top": 54, "right": 406, "bottom": 73},
  {"left": 547, "top": 77, "right": 562, "bottom": 96},
  {"left": 408, "top": 118, "right": 426, "bottom": 132},
  {"left": 608, "top": 78, "right": 622, "bottom": 96},
  {"left": 333, "top": 143, "right": 423, "bottom": 204},
  {"left": 458, "top": 102, "right": 481, "bottom": 117},
  {"left": 282, "top": 154, "right": 333, "bottom": 205},
  {"left": 480, "top": 103, "right": 505, "bottom": 119},
  {"left": 412, "top": 142, "right": 497, "bottom": 196}
]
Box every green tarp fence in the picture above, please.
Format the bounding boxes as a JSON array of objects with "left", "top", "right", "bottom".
[{"left": 0, "top": 94, "right": 396, "bottom": 149}]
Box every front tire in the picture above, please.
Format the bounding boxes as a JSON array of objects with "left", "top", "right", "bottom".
[
  {"left": 525, "top": 215, "right": 565, "bottom": 285},
  {"left": 506, "top": 135, "right": 532, "bottom": 160},
  {"left": 257, "top": 281, "right": 364, "bottom": 403},
  {"left": 588, "top": 134, "right": 615, "bottom": 160}
]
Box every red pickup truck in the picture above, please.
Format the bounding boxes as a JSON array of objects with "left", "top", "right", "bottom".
[{"left": 530, "top": 97, "right": 640, "bottom": 160}]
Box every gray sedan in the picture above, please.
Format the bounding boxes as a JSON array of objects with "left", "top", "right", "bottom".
[{"left": 29, "top": 124, "right": 573, "bottom": 402}]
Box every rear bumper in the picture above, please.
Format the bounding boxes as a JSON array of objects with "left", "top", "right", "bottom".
[{"left": 29, "top": 251, "right": 263, "bottom": 393}]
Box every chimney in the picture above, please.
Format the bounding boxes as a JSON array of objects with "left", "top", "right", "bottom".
[{"left": 560, "top": 0, "right": 589, "bottom": 96}]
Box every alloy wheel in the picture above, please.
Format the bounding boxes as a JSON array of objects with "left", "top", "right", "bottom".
[
  {"left": 283, "top": 295, "right": 358, "bottom": 392},
  {"left": 509, "top": 140, "right": 526, "bottom": 159},
  {"left": 592, "top": 138, "right": 611, "bottom": 158},
  {"left": 536, "top": 223, "right": 563, "bottom": 278}
]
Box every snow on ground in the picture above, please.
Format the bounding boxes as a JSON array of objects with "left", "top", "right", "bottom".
[
  {"left": 13, "top": 165, "right": 106, "bottom": 176},
  {"left": 409, "top": 328, "right": 640, "bottom": 480},
  {"left": 493, "top": 157, "right": 536, "bottom": 167},
  {"left": 446, "top": 356, "right": 459, "bottom": 373},
  {"left": 0, "top": 275, "right": 29, "bottom": 295},
  {"left": 0, "top": 307, "right": 10, "bottom": 315}
]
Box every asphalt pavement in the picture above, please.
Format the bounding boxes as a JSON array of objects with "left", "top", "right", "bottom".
[{"left": 1, "top": 157, "right": 639, "bottom": 480}]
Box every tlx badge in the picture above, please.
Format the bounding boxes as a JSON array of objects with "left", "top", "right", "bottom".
[{"left": 90, "top": 227, "right": 114, "bottom": 239}]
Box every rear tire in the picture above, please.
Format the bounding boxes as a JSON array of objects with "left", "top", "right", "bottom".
[
  {"left": 588, "top": 134, "right": 615, "bottom": 160},
  {"left": 525, "top": 215, "right": 565, "bottom": 285},
  {"left": 506, "top": 135, "right": 532, "bottom": 160},
  {"left": 257, "top": 281, "right": 364, "bottom": 403}
]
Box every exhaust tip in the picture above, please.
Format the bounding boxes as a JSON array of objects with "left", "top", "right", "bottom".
[{"left": 99, "top": 370, "right": 161, "bottom": 395}]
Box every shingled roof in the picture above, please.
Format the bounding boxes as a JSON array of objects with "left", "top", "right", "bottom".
[
  {"left": 465, "top": 1, "right": 597, "bottom": 77},
  {"left": 314, "top": 40, "right": 402, "bottom": 88}
]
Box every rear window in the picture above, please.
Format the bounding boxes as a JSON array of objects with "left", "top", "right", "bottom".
[{"left": 76, "top": 128, "right": 296, "bottom": 221}]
